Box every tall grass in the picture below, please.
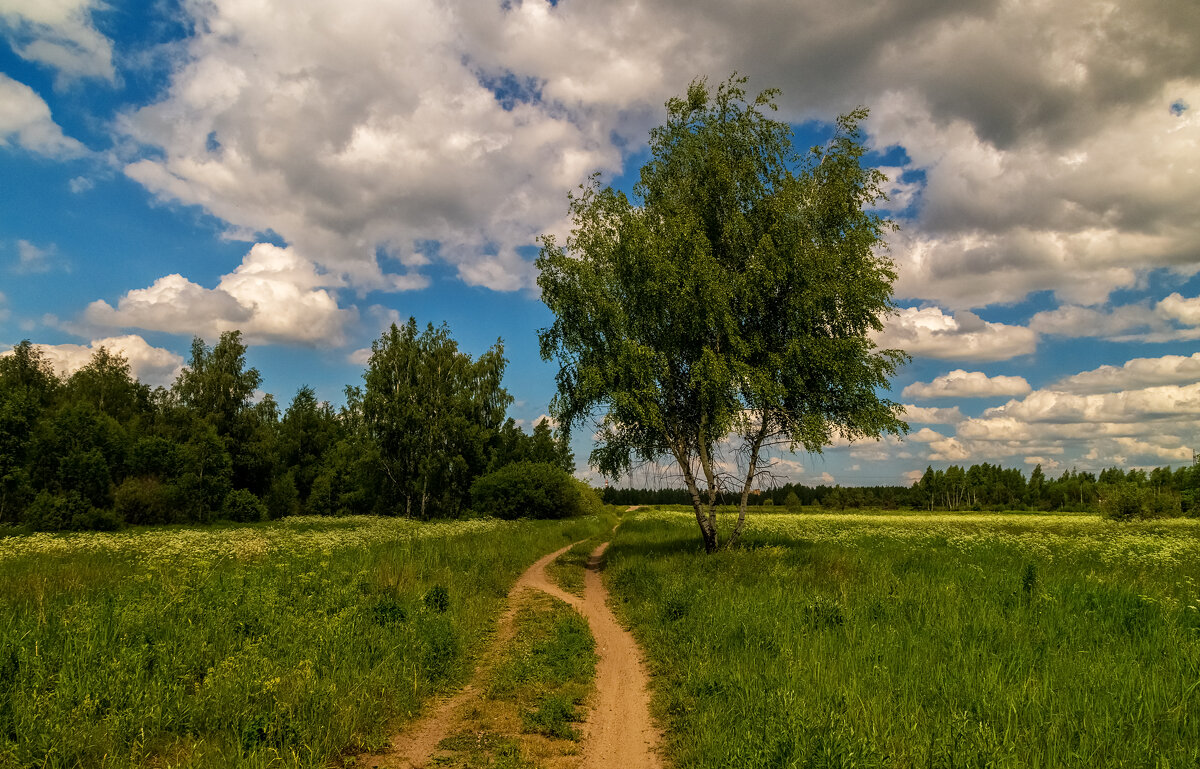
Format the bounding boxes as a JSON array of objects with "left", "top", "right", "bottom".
[
  {"left": 0, "top": 514, "right": 609, "bottom": 768},
  {"left": 606, "top": 510, "right": 1200, "bottom": 768}
]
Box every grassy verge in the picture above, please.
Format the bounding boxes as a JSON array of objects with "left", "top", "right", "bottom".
[
  {"left": 432, "top": 592, "right": 597, "bottom": 768},
  {"left": 606, "top": 509, "right": 1200, "bottom": 768},
  {"left": 0, "top": 514, "right": 610, "bottom": 769},
  {"left": 545, "top": 508, "right": 620, "bottom": 596}
]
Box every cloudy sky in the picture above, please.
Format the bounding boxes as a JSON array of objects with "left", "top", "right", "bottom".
[{"left": 1, "top": 0, "right": 1198, "bottom": 487}]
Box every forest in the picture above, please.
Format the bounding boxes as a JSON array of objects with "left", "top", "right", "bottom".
[
  {"left": 0, "top": 320, "right": 577, "bottom": 532},
  {"left": 603, "top": 462, "right": 1199, "bottom": 516}
]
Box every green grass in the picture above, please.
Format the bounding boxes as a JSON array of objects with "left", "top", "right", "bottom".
[
  {"left": 487, "top": 593, "right": 596, "bottom": 741},
  {"left": 544, "top": 508, "right": 620, "bottom": 597},
  {"left": 0, "top": 514, "right": 611, "bottom": 768},
  {"left": 606, "top": 509, "right": 1200, "bottom": 768},
  {"left": 432, "top": 591, "right": 597, "bottom": 768}
]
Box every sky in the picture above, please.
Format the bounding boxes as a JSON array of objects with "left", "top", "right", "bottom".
[{"left": 1, "top": 0, "right": 1198, "bottom": 489}]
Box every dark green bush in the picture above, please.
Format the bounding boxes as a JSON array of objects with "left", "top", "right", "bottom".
[
  {"left": 22, "top": 491, "right": 93, "bottom": 531},
  {"left": 470, "top": 462, "right": 589, "bottom": 520},
  {"left": 221, "top": 488, "right": 267, "bottom": 523},
  {"left": 113, "top": 476, "right": 173, "bottom": 525}
]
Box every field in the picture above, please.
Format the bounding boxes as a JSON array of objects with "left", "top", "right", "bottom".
[
  {"left": 605, "top": 509, "right": 1200, "bottom": 768},
  {"left": 0, "top": 514, "right": 612, "bottom": 768}
]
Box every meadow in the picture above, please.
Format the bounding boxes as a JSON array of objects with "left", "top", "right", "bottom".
[
  {"left": 0, "top": 514, "right": 612, "bottom": 768},
  {"left": 606, "top": 509, "right": 1200, "bottom": 768}
]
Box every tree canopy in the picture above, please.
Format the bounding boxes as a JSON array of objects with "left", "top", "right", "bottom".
[{"left": 537, "top": 75, "right": 908, "bottom": 551}]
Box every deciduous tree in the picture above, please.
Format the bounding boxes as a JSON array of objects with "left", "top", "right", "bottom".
[{"left": 537, "top": 75, "right": 907, "bottom": 551}]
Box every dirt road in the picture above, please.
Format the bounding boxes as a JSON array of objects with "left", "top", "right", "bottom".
[{"left": 363, "top": 537, "right": 663, "bottom": 768}]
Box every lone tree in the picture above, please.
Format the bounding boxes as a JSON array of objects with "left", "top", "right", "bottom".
[{"left": 537, "top": 75, "right": 908, "bottom": 552}]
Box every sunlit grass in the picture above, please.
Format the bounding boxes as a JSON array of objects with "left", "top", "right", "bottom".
[
  {"left": 606, "top": 509, "right": 1200, "bottom": 768},
  {"left": 0, "top": 515, "right": 610, "bottom": 768}
]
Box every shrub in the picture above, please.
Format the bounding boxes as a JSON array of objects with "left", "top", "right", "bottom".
[
  {"left": 470, "top": 462, "right": 583, "bottom": 520},
  {"left": 784, "top": 490, "right": 801, "bottom": 509},
  {"left": 114, "top": 476, "right": 172, "bottom": 525},
  {"left": 222, "top": 488, "right": 267, "bottom": 523},
  {"left": 22, "top": 490, "right": 95, "bottom": 531}
]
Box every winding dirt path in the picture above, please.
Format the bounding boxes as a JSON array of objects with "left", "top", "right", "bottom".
[{"left": 359, "top": 536, "right": 663, "bottom": 768}]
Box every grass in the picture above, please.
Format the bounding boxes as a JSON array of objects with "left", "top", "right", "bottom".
[
  {"left": 544, "top": 508, "right": 620, "bottom": 597},
  {"left": 432, "top": 591, "right": 597, "bottom": 768},
  {"left": 0, "top": 514, "right": 611, "bottom": 769},
  {"left": 605, "top": 509, "right": 1200, "bottom": 768}
]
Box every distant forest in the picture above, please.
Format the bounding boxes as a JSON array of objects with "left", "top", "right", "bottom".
[
  {"left": 0, "top": 323, "right": 573, "bottom": 532},
  {"left": 603, "top": 462, "right": 1200, "bottom": 516}
]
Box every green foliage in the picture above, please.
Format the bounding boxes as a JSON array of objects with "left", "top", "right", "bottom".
[
  {"left": 221, "top": 488, "right": 267, "bottom": 522},
  {"left": 363, "top": 318, "right": 511, "bottom": 518},
  {"left": 537, "top": 75, "right": 906, "bottom": 550},
  {"left": 470, "top": 462, "right": 587, "bottom": 520},
  {"left": 1099, "top": 482, "right": 1182, "bottom": 520},
  {"left": 113, "top": 476, "right": 174, "bottom": 525}
]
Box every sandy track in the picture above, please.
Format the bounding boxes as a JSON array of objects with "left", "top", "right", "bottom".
[
  {"left": 576, "top": 541, "right": 663, "bottom": 769},
  {"left": 360, "top": 537, "right": 662, "bottom": 768}
]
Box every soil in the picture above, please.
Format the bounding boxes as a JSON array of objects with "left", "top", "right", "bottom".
[{"left": 356, "top": 536, "right": 663, "bottom": 768}]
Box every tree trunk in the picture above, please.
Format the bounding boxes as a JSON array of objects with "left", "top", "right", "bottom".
[
  {"left": 675, "top": 444, "right": 718, "bottom": 552},
  {"left": 729, "top": 420, "right": 769, "bottom": 549}
]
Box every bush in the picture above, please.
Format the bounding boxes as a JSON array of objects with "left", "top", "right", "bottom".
[
  {"left": 114, "top": 476, "right": 173, "bottom": 525},
  {"left": 22, "top": 490, "right": 97, "bottom": 531},
  {"left": 471, "top": 462, "right": 584, "bottom": 520},
  {"left": 221, "top": 488, "right": 267, "bottom": 523}
]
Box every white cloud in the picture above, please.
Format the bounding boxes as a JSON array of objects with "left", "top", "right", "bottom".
[
  {"left": 901, "top": 404, "right": 963, "bottom": 424},
  {"left": 0, "top": 74, "right": 87, "bottom": 157},
  {"left": 1029, "top": 298, "right": 1200, "bottom": 343},
  {"left": 908, "top": 428, "right": 945, "bottom": 443},
  {"left": 928, "top": 436, "right": 970, "bottom": 462},
  {"left": 12, "top": 239, "right": 58, "bottom": 274},
  {"left": 85, "top": 243, "right": 356, "bottom": 346},
  {"left": 0, "top": 290, "right": 8, "bottom": 322},
  {"left": 1157, "top": 293, "right": 1200, "bottom": 327},
  {"left": 875, "top": 306, "right": 1036, "bottom": 361},
  {"left": 117, "top": 0, "right": 638, "bottom": 292},
  {"left": 1024, "top": 456, "right": 1061, "bottom": 472},
  {"left": 101, "top": 0, "right": 1199, "bottom": 309},
  {"left": 903, "top": 369, "right": 1031, "bottom": 400},
  {"left": 347, "top": 347, "right": 371, "bottom": 365},
  {"left": 67, "top": 175, "right": 93, "bottom": 193},
  {"left": 1053, "top": 353, "right": 1200, "bottom": 395},
  {"left": 0, "top": 0, "right": 115, "bottom": 82},
  {"left": 15, "top": 334, "right": 183, "bottom": 387}
]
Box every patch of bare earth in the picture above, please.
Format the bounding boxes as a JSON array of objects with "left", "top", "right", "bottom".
[{"left": 354, "top": 537, "right": 663, "bottom": 768}]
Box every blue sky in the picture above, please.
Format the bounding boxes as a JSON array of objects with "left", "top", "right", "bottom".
[{"left": 2, "top": 0, "right": 1199, "bottom": 488}]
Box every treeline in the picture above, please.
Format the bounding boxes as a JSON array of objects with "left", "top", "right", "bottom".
[
  {"left": 0, "top": 320, "right": 578, "bottom": 531},
  {"left": 603, "top": 461, "right": 1200, "bottom": 516}
]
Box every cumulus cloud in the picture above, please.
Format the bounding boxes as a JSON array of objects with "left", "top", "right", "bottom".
[
  {"left": 875, "top": 306, "right": 1036, "bottom": 361},
  {"left": 85, "top": 243, "right": 356, "bottom": 346},
  {"left": 0, "top": 74, "right": 87, "bottom": 157},
  {"left": 1053, "top": 353, "right": 1200, "bottom": 395},
  {"left": 102, "top": 0, "right": 1199, "bottom": 307},
  {"left": 903, "top": 369, "right": 1031, "bottom": 400},
  {"left": 0, "top": 0, "right": 114, "bottom": 82},
  {"left": 901, "top": 404, "right": 963, "bottom": 424},
  {"left": 1158, "top": 293, "right": 1200, "bottom": 327},
  {"left": 1030, "top": 295, "right": 1200, "bottom": 342},
  {"left": 15, "top": 335, "right": 183, "bottom": 387},
  {"left": 117, "top": 0, "right": 643, "bottom": 292}
]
